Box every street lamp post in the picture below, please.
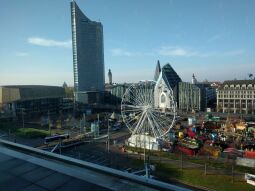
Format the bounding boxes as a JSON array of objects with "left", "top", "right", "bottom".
[
  {"left": 48, "top": 110, "right": 51, "bottom": 135},
  {"left": 144, "top": 134, "right": 146, "bottom": 163},
  {"left": 107, "top": 118, "right": 110, "bottom": 153},
  {"left": 106, "top": 112, "right": 117, "bottom": 153},
  {"left": 21, "top": 108, "right": 24, "bottom": 128}
]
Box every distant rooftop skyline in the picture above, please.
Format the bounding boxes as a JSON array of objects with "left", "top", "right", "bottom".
[{"left": 0, "top": 0, "right": 255, "bottom": 86}]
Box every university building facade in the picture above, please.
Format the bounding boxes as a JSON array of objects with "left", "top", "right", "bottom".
[
  {"left": 71, "top": 1, "right": 105, "bottom": 104},
  {"left": 217, "top": 80, "right": 255, "bottom": 114}
]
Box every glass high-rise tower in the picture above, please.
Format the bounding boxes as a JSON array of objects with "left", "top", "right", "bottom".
[{"left": 71, "top": 1, "right": 105, "bottom": 103}]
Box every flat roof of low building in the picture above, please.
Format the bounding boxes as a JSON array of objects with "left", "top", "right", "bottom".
[
  {"left": 0, "top": 85, "right": 65, "bottom": 104},
  {"left": 222, "top": 80, "right": 255, "bottom": 85},
  {"left": 217, "top": 80, "right": 255, "bottom": 90}
]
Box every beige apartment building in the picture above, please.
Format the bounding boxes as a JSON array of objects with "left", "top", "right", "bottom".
[{"left": 217, "top": 80, "right": 255, "bottom": 114}]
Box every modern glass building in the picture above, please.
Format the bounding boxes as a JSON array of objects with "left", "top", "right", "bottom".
[
  {"left": 153, "top": 61, "right": 181, "bottom": 112},
  {"left": 71, "top": 1, "right": 105, "bottom": 103},
  {"left": 160, "top": 63, "right": 182, "bottom": 106},
  {"left": 178, "top": 82, "right": 204, "bottom": 112}
]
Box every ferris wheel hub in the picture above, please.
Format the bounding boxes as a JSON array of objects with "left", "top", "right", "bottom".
[{"left": 143, "top": 105, "right": 152, "bottom": 111}]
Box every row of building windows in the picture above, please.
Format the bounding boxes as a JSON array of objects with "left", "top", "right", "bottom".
[
  {"left": 218, "top": 95, "right": 255, "bottom": 98},
  {"left": 219, "top": 99, "right": 253, "bottom": 102},
  {"left": 218, "top": 103, "right": 255, "bottom": 106},
  {"left": 218, "top": 90, "right": 255, "bottom": 94}
]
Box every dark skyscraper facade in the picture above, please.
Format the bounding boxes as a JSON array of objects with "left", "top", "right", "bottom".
[{"left": 71, "top": 1, "right": 105, "bottom": 103}]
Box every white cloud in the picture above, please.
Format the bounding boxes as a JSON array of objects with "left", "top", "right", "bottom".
[
  {"left": 15, "top": 52, "right": 29, "bottom": 57},
  {"left": 158, "top": 47, "right": 198, "bottom": 57},
  {"left": 110, "top": 46, "right": 245, "bottom": 59},
  {"left": 224, "top": 49, "right": 245, "bottom": 56},
  {"left": 110, "top": 48, "right": 155, "bottom": 57},
  {"left": 27, "top": 37, "right": 72, "bottom": 48},
  {"left": 110, "top": 48, "right": 137, "bottom": 57}
]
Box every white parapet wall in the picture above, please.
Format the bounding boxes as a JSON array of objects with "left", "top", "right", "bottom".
[{"left": 236, "top": 157, "right": 255, "bottom": 168}]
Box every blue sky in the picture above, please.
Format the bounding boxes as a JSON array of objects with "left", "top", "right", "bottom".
[{"left": 0, "top": 0, "right": 255, "bottom": 86}]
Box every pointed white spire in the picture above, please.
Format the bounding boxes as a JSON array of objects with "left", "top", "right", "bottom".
[{"left": 192, "top": 73, "right": 197, "bottom": 84}]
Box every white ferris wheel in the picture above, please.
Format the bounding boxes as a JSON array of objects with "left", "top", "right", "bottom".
[{"left": 121, "top": 81, "right": 176, "bottom": 139}]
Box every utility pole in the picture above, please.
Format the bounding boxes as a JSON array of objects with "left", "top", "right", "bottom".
[
  {"left": 232, "top": 164, "right": 234, "bottom": 183},
  {"left": 22, "top": 108, "right": 24, "bottom": 128},
  {"left": 181, "top": 152, "right": 183, "bottom": 171},
  {"left": 97, "top": 113, "right": 100, "bottom": 137},
  {"left": 48, "top": 110, "right": 51, "bottom": 135},
  {"left": 204, "top": 162, "right": 207, "bottom": 175},
  {"left": 107, "top": 118, "right": 110, "bottom": 153},
  {"left": 79, "top": 118, "right": 82, "bottom": 135},
  {"left": 144, "top": 134, "right": 146, "bottom": 163},
  {"left": 83, "top": 113, "right": 86, "bottom": 133},
  {"left": 143, "top": 134, "right": 149, "bottom": 178}
]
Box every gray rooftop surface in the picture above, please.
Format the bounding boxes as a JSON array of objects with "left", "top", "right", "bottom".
[
  {"left": 0, "top": 139, "right": 189, "bottom": 191},
  {"left": 0, "top": 152, "right": 111, "bottom": 191}
]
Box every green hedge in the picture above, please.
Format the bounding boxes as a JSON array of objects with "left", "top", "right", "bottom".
[{"left": 16, "top": 128, "right": 50, "bottom": 138}]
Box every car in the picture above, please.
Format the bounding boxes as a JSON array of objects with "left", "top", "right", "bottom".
[
  {"left": 112, "top": 126, "right": 120, "bottom": 131},
  {"left": 112, "top": 123, "right": 121, "bottom": 131}
]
